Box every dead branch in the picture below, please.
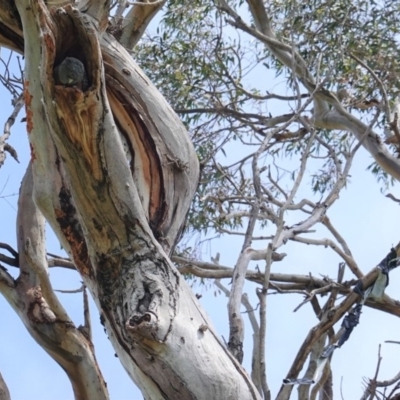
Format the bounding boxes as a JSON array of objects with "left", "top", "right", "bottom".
[
  {"left": 359, "top": 345, "right": 382, "bottom": 400},
  {"left": 47, "top": 256, "right": 76, "bottom": 270},
  {"left": 293, "top": 283, "right": 339, "bottom": 313}
]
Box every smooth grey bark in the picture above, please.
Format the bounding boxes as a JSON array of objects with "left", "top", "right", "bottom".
[{"left": 0, "top": 1, "right": 261, "bottom": 399}]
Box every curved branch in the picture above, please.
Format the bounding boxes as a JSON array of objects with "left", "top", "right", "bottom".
[
  {"left": 322, "top": 217, "right": 355, "bottom": 266},
  {"left": 215, "top": 280, "right": 263, "bottom": 395},
  {"left": 13, "top": 162, "right": 109, "bottom": 400},
  {"left": 222, "top": 0, "right": 400, "bottom": 182},
  {"left": 319, "top": 94, "right": 400, "bottom": 179},
  {"left": 290, "top": 235, "right": 363, "bottom": 278},
  {"left": 119, "top": 0, "right": 166, "bottom": 49},
  {"left": 218, "top": 0, "right": 317, "bottom": 94}
]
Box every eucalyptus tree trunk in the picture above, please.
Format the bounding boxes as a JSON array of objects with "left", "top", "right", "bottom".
[{"left": 0, "top": 1, "right": 260, "bottom": 399}]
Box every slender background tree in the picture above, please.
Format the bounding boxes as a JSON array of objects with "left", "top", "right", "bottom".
[{"left": 2, "top": 0, "right": 400, "bottom": 399}]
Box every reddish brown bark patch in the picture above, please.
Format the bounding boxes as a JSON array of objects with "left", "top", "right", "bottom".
[
  {"left": 54, "top": 87, "right": 102, "bottom": 180},
  {"left": 23, "top": 81, "right": 34, "bottom": 134},
  {"left": 107, "top": 86, "right": 165, "bottom": 231},
  {"left": 29, "top": 143, "right": 36, "bottom": 162}
]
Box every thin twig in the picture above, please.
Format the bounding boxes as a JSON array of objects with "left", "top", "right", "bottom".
[{"left": 55, "top": 284, "right": 85, "bottom": 294}]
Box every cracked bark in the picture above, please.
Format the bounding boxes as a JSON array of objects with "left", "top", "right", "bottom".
[{"left": 0, "top": 1, "right": 261, "bottom": 399}]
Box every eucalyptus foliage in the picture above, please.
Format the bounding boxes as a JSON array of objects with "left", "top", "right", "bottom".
[{"left": 136, "top": 0, "right": 400, "bottom": 242}]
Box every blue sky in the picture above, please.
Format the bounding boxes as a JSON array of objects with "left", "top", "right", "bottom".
[{"left": 2, "top": 15, "right": 400, "bottom": 400}]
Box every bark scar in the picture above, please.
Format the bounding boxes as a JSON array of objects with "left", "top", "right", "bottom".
[
  {"left": 27, "top": 287, "right": 56, "bottom": 323},
  {"left": 126, "top": 311, "right": 160, "bottom": 341}
]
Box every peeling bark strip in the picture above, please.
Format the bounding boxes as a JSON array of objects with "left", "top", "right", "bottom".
[{"left": 9, "top": 1, "right": 260, "bottom": 399}]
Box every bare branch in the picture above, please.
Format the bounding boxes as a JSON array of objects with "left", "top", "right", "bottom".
[
  {"left": 256, "top": 287, "right": 271, "bottom": 400},
  {"left": 217, "top": 0, "right": 315, "bottom": 91},
  {"left": 175, "top": 107, "right": 295, "bottom": 127},
  {"left": 55, "top": 284, "right": 84, "bottom": 294},
  {"left": 310, "top": 361, "right": 331, "bottom": 400},
  {"left": 359, "top": 345, "right": 382, "bottom": 400},
  {"left": 227, "top": 125, "right": 277, "bottom": 362},
  {"left": 214, "top": 280, "right": 262, "bottom": 395},
  {"left": 47, "top": 256, "right": 75, "bottom": 270},
  {"left": 0, "top": 243, "right": 18, "bottom": 258},
  {"left": 290, "top": 235, "right": 363, "bottom": 279},
  {"left": 296, "top": 333, "right": 328, "bottom": 400},
  {"left": 293, "top": 283, "right": 338, "bottom": 313},
  {"left": 314, "top": 89, "right": 400, "bottom": 180},
  {"left": 322, "top": 216, "right": 361, "bottom": 277},
  {"left": 276, "top": 244, "right": 400, "bottom": 400},
  {"left": 119, "top": 0, "right": 167, "bottom": 49},
  {"left": 376, "top": 370, "right": 400, "bottom": 388},
  {"left": 220, "top": 0, "right": 400, "bottom": 181}
]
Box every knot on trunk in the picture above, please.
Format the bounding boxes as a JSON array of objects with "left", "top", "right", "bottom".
[
  {"left": 27, "top": 287, "right": 56, "bottom": 323},
  {"left": 126, "top": 311, "right": 161, "bottom": 342},
  {"left": 228, "top": 337, "right": 244, "bottom": 364}
]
